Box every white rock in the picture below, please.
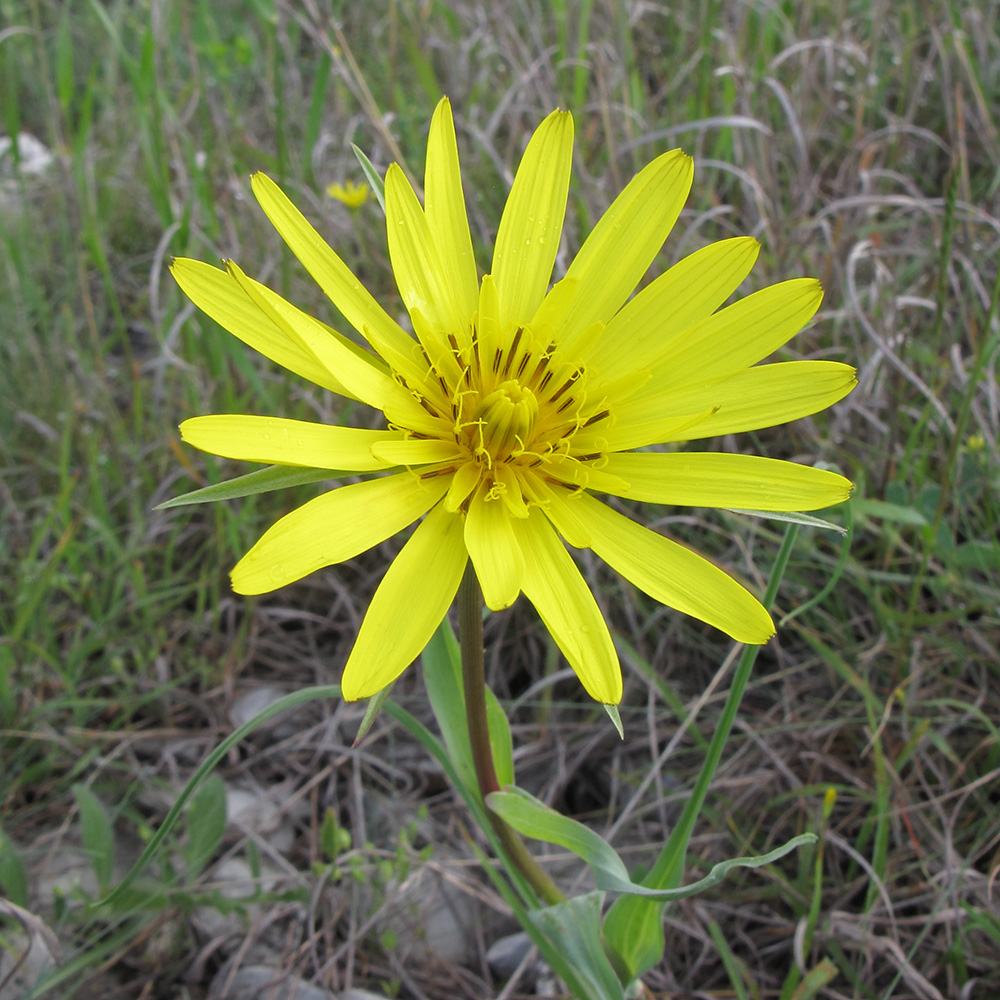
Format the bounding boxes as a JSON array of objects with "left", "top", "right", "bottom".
[
  {"left": 0, "top": 133, "right": 56, "bottom": 176},
  {"left": 486, "top": 930, "right": 534, "bottom": 979},
  {"left": 385, "top": 864, "right": 478, "bottom": 964},
  {"left": 209, "top": 965, "right": 336, "bottom": 999},
  {"left": 191, "top": 857, "right": 286, "bottom": 940},
  {"left": 229, "top": 686, "right": 290, "bottom": 729},
  {"left": 0, "top": 927, "right": 57, "bottom": 1000}
]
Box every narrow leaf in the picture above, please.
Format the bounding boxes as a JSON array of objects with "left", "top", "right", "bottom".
[
  {"left": 353, "top": 682, "right": 395, "bottom": 746},
  {"left": 98, "top": 684, "right": 344, "bottom": 910},
  {"left": 486, "top": 686, "right": 515, "bottom": 787},
  {"left": 155, "top": 465, "right": 344, "bottom": 509},
  {"left": 0, "top": 825, "right": 28, "bottom": 907},
  {"left": 603, "top": 703, "right": 624, "bottom": 739},
  {"left": 184, "top": 773, "right": 227, "bottom": 878},
  {"left": 487, "top": 787, "right": 816, "bottom": 901},
  {"left": 729, "top": 509, "right": 846, "bottom": 534},
  {"left": 352, "top": 143, "right": 386, "bottom": 214},
  {"left": 422, "top": 619, "right": 514, "bottom": 792},
  {"left": 422, "top": 620, "right": 477, "bottom": 795},
  {"left": 73, "top": 784, "right": 114, "bottom": 893},
  {"left": 55, "top": 8, "right": 74, "bottom": 110},
  {"left": 849, "top": 498, "right": 928, "bottom": 526},
  {"left": 528, "top": 892, "right": 626, "bottom": 1000}
]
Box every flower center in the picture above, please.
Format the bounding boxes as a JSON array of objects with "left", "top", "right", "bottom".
[
  {"left": 394, "top": 316, "right": 611, "bottom": 513},
  {"left": 469, "top": 380, "right": 539, "bottom": 464}
]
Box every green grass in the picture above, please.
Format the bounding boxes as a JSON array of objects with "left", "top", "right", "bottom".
[{"left": 2, "top": 0, "right": 999, "bottom": 997}]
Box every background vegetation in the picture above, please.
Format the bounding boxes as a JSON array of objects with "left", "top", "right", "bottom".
[{"left": 2, "top": 0, "right": 998, "bottom": 997}]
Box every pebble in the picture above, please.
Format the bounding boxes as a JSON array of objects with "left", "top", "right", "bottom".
[
  {"left": 486, "top": 930, "right": 534, "bottom": 979},
  {"left": 209, "top": 965, "right": 336, "bottom": 1000}
]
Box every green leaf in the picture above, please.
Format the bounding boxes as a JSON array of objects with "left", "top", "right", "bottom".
[
  {"left": 603, "top": 523, "right": 801, "bottom": 981},
  {"left": 729, "top": 509, "right": 846, "bottom": 534},
  {"left": 0, "top": 825, "right": 28, "bottom": 907},
  {"left": 791, "top": 957, "right": 838, "bottom": 1000},
  {"left": 528, "top": 892, "right": 626, "bottom": 1000},
  {"left": 304, "top": 53, "right": 332, "bottom": 184},
  {"left": 422, "top": 620, "right": 477, "bottom": 795},
  {"left": 99, "top": 684, "right": 344, "bottom": 910},
  {"left": 486, "top": 686, "right": 514, "bottom": 787},
  {"left": 353, "top": 682, "right": 395, "bottom": 747},
  {"left": 487, "top": 786, "right": 815, "bottom": 901},
  {"left": 320, "top": 807, "right": 351, "bottom": 861},
  {"left": 352, "top": 143, "right": 386, "bottom": 214},
  {"left": 155, "top": 465, "right": 344, "bottom": 509},
  {"left": 603, "top": 703, "right": 624, "bottom": 739},
  {"left": 849, "top": 498, "right": 928, "bottom": 526},
  {"left": 184, "top": 773, "right": 227, "bottom": 878},
  {"left": 422, "top": 619, "right": 514, "bottom": 794},
  {"left": 55, "top": 7, "right": 74, "bottom": 110},
  {"left": 72, "top": 784, "right": 114, "bottom": 893},
  {"left": 954, "top": 539, "right": 1000, "bottom": 571}
]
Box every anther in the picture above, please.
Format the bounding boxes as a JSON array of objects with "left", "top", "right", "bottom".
[{"left": 583, "top": 408, "right": 610, "bottom": 427}]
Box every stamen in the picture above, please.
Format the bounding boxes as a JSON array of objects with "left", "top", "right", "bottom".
[
  {"left": 549, "top": 372, "right": 579, "bottom": 403},
  {"left": 420, "top": 466, "right": 457, "bottom": 480},
  {"left": 501, "top": 327, "right": 524, "bottom": 377},
  {"left": 418, "top": 396, "right": 442, "bottom": 417},
  {"left": 583, "top": 408, "right": 610, "bottom": 427}
]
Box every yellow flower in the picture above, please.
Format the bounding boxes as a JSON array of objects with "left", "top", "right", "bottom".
[
  {"left": 171, "top": 98, "right": 855, "bottom": 705},
  {"left": 326, "top": 179, "right": 369, "bottom": 209}
]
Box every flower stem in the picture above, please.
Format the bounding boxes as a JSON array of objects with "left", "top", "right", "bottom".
[{"left": 457, "top": 562, "right": 564, "bottom": 907}]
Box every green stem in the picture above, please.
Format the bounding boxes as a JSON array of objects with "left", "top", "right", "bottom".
[
  {"left": 649, "top": 523, "right": 800, "bottom": 888},
  {"left": 457, "top": 563, "right": 564, "bottom": 906}
]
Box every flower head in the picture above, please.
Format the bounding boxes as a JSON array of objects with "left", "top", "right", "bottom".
[
  {"left": 326, "top": 179, "right": 369, "bottom": 209},
  {"left": 172, "top": 98, "right": 855, "bottom": 705}
]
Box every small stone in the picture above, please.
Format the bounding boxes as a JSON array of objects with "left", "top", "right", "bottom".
[
  {"left": 209, "top": 965, "right": 336, "bottom": 1000},
  {"left": 229, "top": 686, "right": 292, "bottom": 730},
  {"left": 0, "top": 931, "right": 57, "bottom": 1000},
  {"left": 486, "top": 930, "right": 534, "bottom": 980},
  {"left": 191, "top": 858, "right": 285, "bottom": 940},
  {"left": 0, "top": 133, "right": 56, "bottom": 176}
]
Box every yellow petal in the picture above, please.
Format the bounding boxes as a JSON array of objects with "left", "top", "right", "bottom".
[
  {"left": 443, "top": 461, "right": 482, "bottom": 512},
  {"left": 492, "top": 110, "right": 574, "bottom": 332},
  {"left": 544, "top": 458, "right": 631, "bottom": 495},
  {"left": 465, "top": 486, "right": 525, "bottom": 610},
  {"left": 588, "top": 236, "right": 760, "bottom": 383},
  {"left": 249, "top": 172, "right": 417, "bottom": 371},
  {"left": 181, "top": 415, "right": 402, "bottom": 471},
  {"left": 476, "top": 273, "right": 503, "bottom": 379},
  {"left": 225, "top": 260, "right": 403, "bottom": 412},
  {"left": 370, "top": 438, "right": 463, "bottom": 466},
  {"left": 559, "top": 149, "right": 693, "bottom": 352},
  {"left": 341, "top": 503, "right": 467, "bottom": 700},
  {"left": 601, "top": 452, "right": 853, "bottom": 510},
  {"left": 525, "top": 476, "right": 592, "bottom": 548},
  {"left": 583, "top": 361, "right": 857, "bottom": 451},
  {"left": 557, "top": 491, "right": 774, "bottom": 643},
  {"left": 170, "top": 258, "right": 364, "bottom": 400},
  {"left": 424, "top": 98, "right": 479, "bottom": 324},
  {"left": 385, "top": 163, "right": 469, "bottom": 346},
  {"left": 510, "top": 508, "right": 621, "bottom": 704},
  {"left": 654, "top": 278, "right": 824, "bottom": 388},
  {"left": 230, "top": 472, "right": 449, "bottom": 594}
]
